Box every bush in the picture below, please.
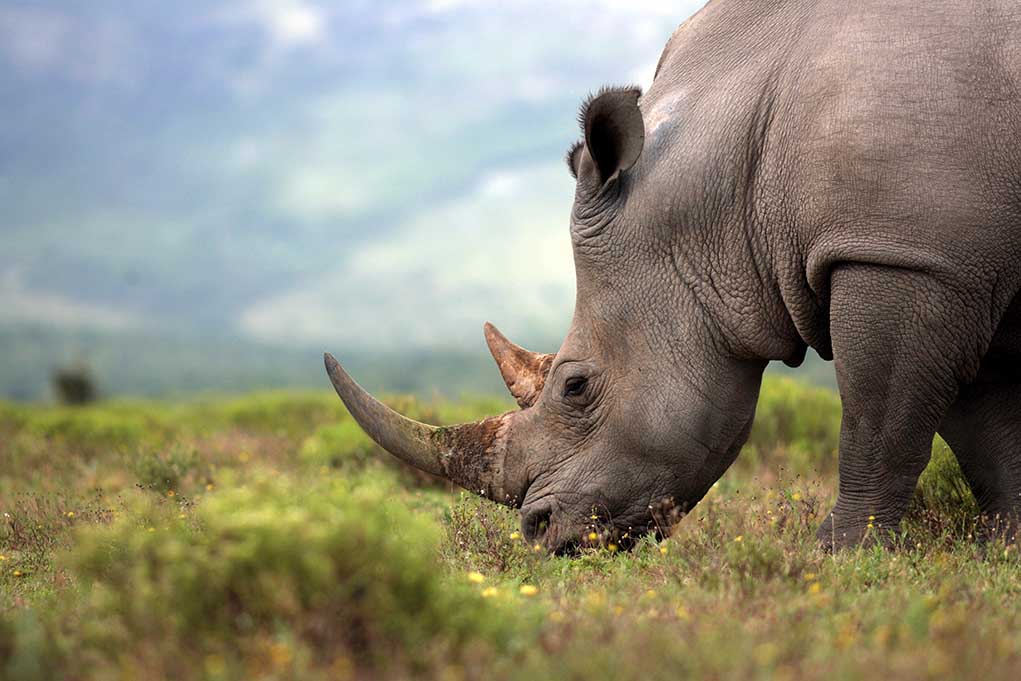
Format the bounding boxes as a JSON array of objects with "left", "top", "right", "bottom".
[
  {"left": 298, "top": 420, "right": 377, "bottom": 470},
  {"left": 48, "top": 472, "right": 530, "bottom": 679},
  {"left": 741, "top": 377, "right": 842, "bottom": 476},
  {"left": 52, "top": 364, "right": 98, "bottom": 406},
  {"left": 443, "top": 493, "right": 536, "bottom": 574},
  {"left": 130, "top": 445, "right": 200, "bottom": 493},
  {"left": 197, "top": 392, "right": 343, "bottom": 436},
  {"left": 22, "top": 408, "right": 149, "bottom": 458},
  {"left": 0, "top": 611, "right": 58, "bottom": 681},
  {"left": 908, "top": 438, "right": 980, "bottom": 534}
]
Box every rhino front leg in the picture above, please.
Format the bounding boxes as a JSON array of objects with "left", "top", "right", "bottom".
[{"left": 817, "top": 263, "right": 991, "bottom": 549}]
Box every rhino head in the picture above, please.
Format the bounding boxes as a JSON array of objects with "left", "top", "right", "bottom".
[{"left": 325, "top": 86, "right": 767, "bottom": 553}]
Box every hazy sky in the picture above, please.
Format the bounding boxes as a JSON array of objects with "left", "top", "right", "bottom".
[{"left": 0, "top": 1, "right": 706, "bottom": 353}]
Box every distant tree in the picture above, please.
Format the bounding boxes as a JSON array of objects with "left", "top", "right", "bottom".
[{"left": 53, "top": 362, "right": 98, "bottom": 405}]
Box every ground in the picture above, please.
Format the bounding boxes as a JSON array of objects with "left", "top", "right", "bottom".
[{"left": 0, "top": 377, "right": 1017, "bottom": 680}]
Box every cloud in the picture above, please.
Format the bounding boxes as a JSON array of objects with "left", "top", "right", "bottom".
[
  {"left": 275, "top": 163, "right": 368, "bottom": 219},
  {"left": 0, "top": 7, "right": 70, "bottom": 73},
  {"left": 240, "top": 163, "right": 577, "bottom": 350},
  {"left": 0, "top": 267, "right": 138, "bottom": 331},
  {"left": 198, "top": 1, "right": 330, "bottom": 97},
  {"left": 207, "top": 0, "right": 326, "bottom": 49},
  {"left": 582, "top": 0, "right": 693, "bottom": 17},
  {"left": 254, "top": 0, "right": 326, "bottom": 47},
  {"left": 0, "top": 7, "right": 142, "bottom": 86}
]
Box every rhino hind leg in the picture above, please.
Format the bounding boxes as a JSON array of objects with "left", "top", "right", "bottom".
[
  {"left": 818, "top": 264, "right": 995, "bottom": 550},
  {"left": 939, "top": 303, "right": 1021, "bottom": 535}
]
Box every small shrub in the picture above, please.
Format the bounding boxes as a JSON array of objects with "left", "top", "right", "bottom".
[
  {"left": 195, "top": 392, "right": 344, "bottom": 436},
  {"left": 908, "top": 438, "right": 980, "bottom": 534},
  {"left": 59, "top": 472, "right": 531, "bottom": 679},
  {"left": 52, "top": 364, "right": 98, "bottom": 406},
  {"left": 130, "top": 445, "right": 199, "bottom": 493},
  {"left": 443, "top": 493, "right": 536, "bottom": 574},
  {"left": 298, "top": 420, "right": 376, "bottom": 470},
  {"left": 21, "top": 407, "right": 150, "bottom": 465},
  {"left": 742, "top": 377, "right": 842, "bottom": 476},
  {"left": 0, "top": 611, "right": 57, "bottom": 681}
]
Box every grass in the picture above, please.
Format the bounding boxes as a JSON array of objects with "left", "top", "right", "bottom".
[{"left": 0, "top": 376, "right": 1016, "bottom": 680}]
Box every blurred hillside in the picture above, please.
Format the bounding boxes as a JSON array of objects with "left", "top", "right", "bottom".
[{"left": 0, "top": 322, "right": 835, "bottom": 401}]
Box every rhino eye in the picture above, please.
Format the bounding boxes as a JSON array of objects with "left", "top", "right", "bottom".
[{"left": 563, "top": 376, "right": 588, "bottom": 398}]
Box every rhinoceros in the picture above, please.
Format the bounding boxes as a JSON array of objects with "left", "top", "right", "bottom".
[{"left": 325, "top": 0, "right": 1021, "bottom": 551}]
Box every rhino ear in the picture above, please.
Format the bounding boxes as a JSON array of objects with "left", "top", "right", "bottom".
[{"left": 578, "top": 86, "right": 645, "bottom": 186}]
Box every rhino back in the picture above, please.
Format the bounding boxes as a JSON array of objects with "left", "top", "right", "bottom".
[{"left": 641, "top": 0, "right": 1021, "bottom": 354}]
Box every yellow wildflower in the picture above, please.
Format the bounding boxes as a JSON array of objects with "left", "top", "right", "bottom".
[
  {"left": 66, "top": 511, "right": 75, "bottom": 518},
  {"left": 533, "top": 544, "right": 543, "bottom": 552},
  {"left": 206, "top": 483, "right": 215, "bottom": 491},
  {"left": 167, "top": 490, "right": 176, "bottom": 498},
  {"left": 607, "top": 543, "right": 618, "bottom": 552},
  {"left": 868, "top": 515, "right": 876, "bottom": 521},
  {"left": 659, "top": 546, "right": 668, "bottom": 555},
  {"left": 509, "top": 531, "right": 521, "bottom": 540},
  {"left": 13, "top": 570, "right": 22, "bottom": 577},
  {"left": 481, "top": 587, "right": 498, "bottom": 598},
  {"left": 804, "top": 572, "right": 817, "bottom": 581},
  {"left": 269, "top": 643, "right": 292, "bottom": 667},
  {"left": 147, "top": 527, "right": 155, "bottom": 533},
  {"left": 734, "top": 535, "right": 744, "bottom": 543},
  {"left": 519, "top": 584, "right": 538, "bottom": 597},
  {"left": 809, "top": 582, "right": 822, "bottom": 594},
  {"left": 205, "top": 655, "right": 226, "bottom": 675},
  {"left": 588, "top": 532, "right": 599, "bottom": 542},
  {"left": 467, "top": 571, "right": 485, "bottom": 584},
  {"left": 791, "top": 492, "right": 802, "bottom": 501}
]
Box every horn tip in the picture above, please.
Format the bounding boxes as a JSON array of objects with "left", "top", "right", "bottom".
[
  {"left": 323, "top": 352, "right": 346, "bottom": 388},
  {"left": 483, "top": 322, "right": 505, "bottom": 344}
]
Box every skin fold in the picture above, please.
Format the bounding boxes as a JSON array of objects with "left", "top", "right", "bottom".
[{"left": 326, "top": 0, "right": 1021, "bottom": 552}]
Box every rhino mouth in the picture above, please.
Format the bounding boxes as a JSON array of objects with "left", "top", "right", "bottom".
[
  {"left": 542, "top": 519, "right": 657, "bottom": 556},
  {"left": 525, "top": 496, "right": 690, "bottom": 555}
]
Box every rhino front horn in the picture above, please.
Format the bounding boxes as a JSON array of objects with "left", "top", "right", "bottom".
[
  {"left": 323, "top": 353, "right": 523, "bottom": 506},
  {"left": 483, "top": 323, "right": 555, "bottom": 408}
]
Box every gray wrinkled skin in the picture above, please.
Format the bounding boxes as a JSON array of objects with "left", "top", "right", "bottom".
[
  {"left": 330, "top": 0, "right": 1021, "bottom": 553},
  {"left": 510, "top": 0, "right": 1021, "bottom": 551}
]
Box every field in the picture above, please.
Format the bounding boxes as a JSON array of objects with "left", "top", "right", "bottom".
[{"left": 1, "top": 377, "right": 1018, "bottom": 680}]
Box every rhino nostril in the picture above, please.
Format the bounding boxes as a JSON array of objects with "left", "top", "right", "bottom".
[{"left": 521, "top": 506, "right": 553, "bottom": 544}]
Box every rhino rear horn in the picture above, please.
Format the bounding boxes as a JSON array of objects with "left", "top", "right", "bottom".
[{"left": 483, "top": 323, "right": 555, "bottom": 408}]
